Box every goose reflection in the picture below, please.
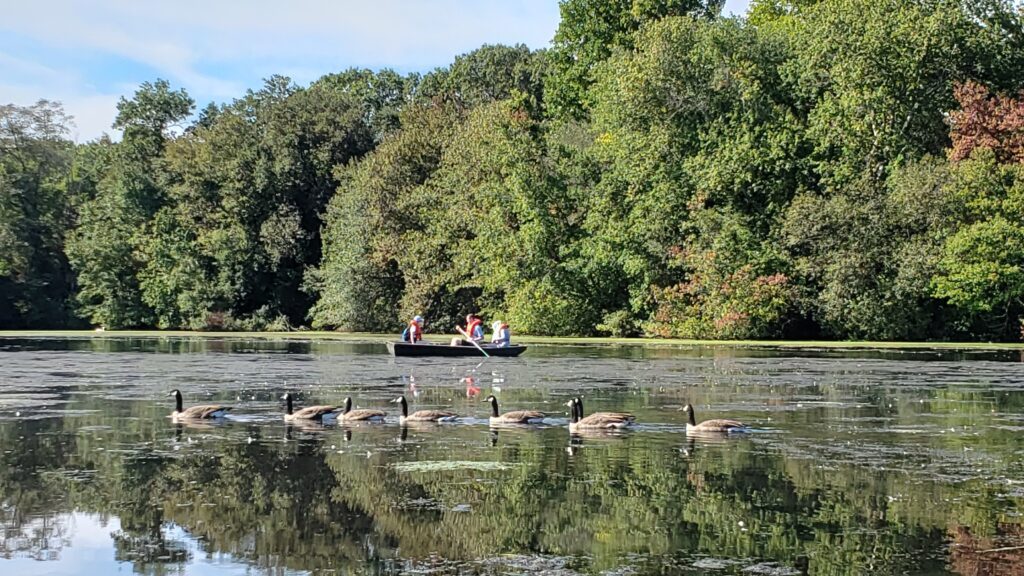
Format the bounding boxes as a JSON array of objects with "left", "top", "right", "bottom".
[
  {"left": 396, "top": 419, "right": 453, "bottom": 448},
  {"left": 566, "top": 428, "right": 630, "bottom": 456},
  {"left": 679, "top": 430, "right": 752, "bottom": 458},
  {"left": 172, "top": 419, "right": 227, "bottom": 444},
  {"left": 172, "top": 418, "right": 226, "bottom": 433},
  {"left": 680, "top": 437, "right": 697, "bottom": 458},
  {"left": 284, "top": 419, "right": 334, "bottom": 442},
  {"left": 567, "top": 433, "right": 584, "bottom": 456}
]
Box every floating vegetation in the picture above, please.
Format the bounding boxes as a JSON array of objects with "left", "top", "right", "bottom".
[
  {"left": 392, "top": 460, "right": 516, "bottom": 473},
  {"left": 396, "top": 497, "right": 447, "bottom": 511},
  {"left": 691, "top": 557, "right": 742, "bottom": 570},
  {"left": 475, "top": 554, "right": 580, "bottom": 576},
  {"left": 741, "top": 561, "right": 805, "bottom": 575}
]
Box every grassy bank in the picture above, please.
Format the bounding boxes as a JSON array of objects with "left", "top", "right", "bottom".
[{"left": 1, "top": 330, "right": 1023, "bottom": 351}]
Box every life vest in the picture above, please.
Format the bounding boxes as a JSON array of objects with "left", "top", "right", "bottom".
[
  {"left": 403, "top": 320, "right": 422, "bottom": 342},
  {"left": 492, "top": 322, "right": 510, "bottom": 346},
  {"left": 466, "top": 317, "right": 482, "bottom": 339}
]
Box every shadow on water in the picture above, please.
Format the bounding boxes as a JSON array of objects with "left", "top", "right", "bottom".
[{"left": 1, "top": 337, "right": 1024, "bottom": 575}]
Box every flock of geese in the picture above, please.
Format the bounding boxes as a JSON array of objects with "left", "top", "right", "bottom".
[{"left": 169, "top": 389, "right": 750, "bottom": 433}]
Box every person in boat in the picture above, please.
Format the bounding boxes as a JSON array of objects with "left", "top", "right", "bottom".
[
  {"left": 402, "top": 315, "right": 424, "bottom": 343},
  {"left": 491, "top": 320, "right": 511, "bottom": 347},
  {"left": 452, "top": 313, "right": 485, "bottom": 346}
]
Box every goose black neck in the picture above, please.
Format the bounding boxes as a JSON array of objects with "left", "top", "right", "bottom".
[
  {"left": 344, "top": 397, "right": 352, "bottom": 415},
  {"left": 174, "top": 390, "right": 183, "bottom": 413},
  {"left": 569, "top": 399, "right": 579, "bottom": 424},
  {"left": 285, "top": 394, "right": 293, "bottom": 415},
  {"left": 399, "top": 396, "right": 408, "bottom": 418},
  {"left": 686, "top": 405, "right": 696, "bottom": 426},
  {"left": 489, "top": 397, "right": 499, "bottom": 418},
  {"left": 576, "top": 397, "right": 585, "bottom": 419}
]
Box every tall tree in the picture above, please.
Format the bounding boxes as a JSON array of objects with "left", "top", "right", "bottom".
[
  {"left": 66, "top": 80, "right": 194, "bottom": 328},
  {"left": 141, "top": 75, "right": 376, "bottom": 329},
  {"left": 582, "top": 16, "right": 798, "bottom": 334},
  {"left": 547, "top": 0, "right": 725, "bottom": 119},
  {"left": 419, "top": 44, "right": 548, "bottom": 110},
  {"left": 406, "top": 97, "right": 596, "bottom": 334},
  {"left": 0, "top": 101, "right": 76, "bottom": 327},
  {"left": 309, "top": 103, "right": 457, "bottom": 331},
  {"left": 314, "top": 68, "right": 415, "bottom": 143}
]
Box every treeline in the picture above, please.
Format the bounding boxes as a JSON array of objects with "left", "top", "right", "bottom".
[{"left": 3, "top": 0, "right": 1024, "bottom": 340}]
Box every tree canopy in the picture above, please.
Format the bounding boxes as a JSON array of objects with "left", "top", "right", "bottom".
[{"left": 4, "top": 0, "right": 1024, "bottom": 340}]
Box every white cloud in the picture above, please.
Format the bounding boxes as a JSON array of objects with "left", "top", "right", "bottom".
[
  {"left": 64, "top": 93, "right": 123, "bottom": 143},
  {"left": 0, "top": 47, "right": 122, "bottom": 142},
  {"left": 0, "top": 1, "right": 562, "bottom": 139},
  {"left": 0, "top": 52, "right": 66, "bottom": 83},
  {"left": 0, "top": 81, "right": 121, "bottom": 143},
  {"left": 1, "top": 1, "right": 557, "bottom": 88}
]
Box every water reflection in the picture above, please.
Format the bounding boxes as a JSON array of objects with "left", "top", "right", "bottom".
[
  {"left": 4, "top": 335, "right": 1024, "bottom": 362},
  {"left": 1, "top": 338, "right": 1023, "bottom": 575}
]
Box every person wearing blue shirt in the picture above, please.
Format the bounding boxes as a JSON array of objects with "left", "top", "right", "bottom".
[
  {"left": 452, "top": 314, "right": 484, "bottom": 346},
  {"left": 402, "top": 315, "right": 424, "bottom": 342}
]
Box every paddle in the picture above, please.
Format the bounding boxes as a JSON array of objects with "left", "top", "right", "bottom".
[{"left": 457, "top": 326, "right": 490, "bottom": 358}]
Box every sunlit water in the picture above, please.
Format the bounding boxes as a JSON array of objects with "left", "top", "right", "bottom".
[{"left": 1, "top": 337, "right": 1023, "bottom": 575}]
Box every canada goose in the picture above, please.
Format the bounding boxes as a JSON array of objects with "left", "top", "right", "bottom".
[
  {"left": 682, "top": 404, "right": 748, "bottom": 433},
  {"left": 567, "top": 397, "right": 634, "bottom": 430},
  {"left": 341, "top": 397, "right": 386, "bottom": 422},
  {"left": 281, "top": 393, "right": 341, "bottom": 422},
  {"left": 169, "top": 389, "right": 230, "bottom": 420},
  {"left": 576, "top": 397, "right": 635, "bottom": 424},
  {"left": 391, "top": 395, "right": 459, "bottom": 423},
  {"left": 484, "top": 395, "right": 545, "bottom": 425}
]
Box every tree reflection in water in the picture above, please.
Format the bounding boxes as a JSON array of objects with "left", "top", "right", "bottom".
[
  {"left": 1, "top": 341, "right": 1024, "bottom": 575},
  {"left": 0, "top": 407, "right": 1016, "bottom": 575}
]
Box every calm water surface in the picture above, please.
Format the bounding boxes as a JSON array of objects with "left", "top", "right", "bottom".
[{"left": 1, "top": 337, "right": 1023, "bottom": 575}]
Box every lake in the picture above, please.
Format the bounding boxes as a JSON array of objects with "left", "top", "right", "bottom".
[{"left": 1, "top": 337, "right": 1023, "bottom": 575}]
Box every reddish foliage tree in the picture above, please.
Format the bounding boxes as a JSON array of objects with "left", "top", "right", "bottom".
[{"left": 948, "top": 81, "right": 1024, "bottom": 164}]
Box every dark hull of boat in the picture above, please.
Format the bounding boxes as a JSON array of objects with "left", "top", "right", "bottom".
[{"left": 387, "top": 342, "right": 527, "bottom": 357}]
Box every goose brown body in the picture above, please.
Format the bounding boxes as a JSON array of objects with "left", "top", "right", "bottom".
[
  {"left": 282, "top": 393, "right": 341, "bottom": 422},
  {"left": 169, "top": 389, "right": 230, "bottom": 420},
  {"left": 392, "top": 395, "right": 458, "bottom": 423},
  {"left": 341, "top": 397, "right": 386, "bottom": 422},
  {"left": 682, "top": 404, "right": 747, "bottom": 433},
  {"left": 567, "top": 397, "right": 634, "bottom": 430},
  {"left": 485, "top": 395, "right": 545, "bottom": 425}
]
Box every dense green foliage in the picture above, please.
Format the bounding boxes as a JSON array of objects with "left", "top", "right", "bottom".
[
  {"left": 3, "top": 0, "right": 1024, "bottom": 340},
  {"left": 0, "top": 101, "right": 78, "bottom": 328}
]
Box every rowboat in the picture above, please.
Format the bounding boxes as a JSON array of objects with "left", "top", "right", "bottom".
[{"left": 386, "top": 342, "right": 527, "bottom": 357}]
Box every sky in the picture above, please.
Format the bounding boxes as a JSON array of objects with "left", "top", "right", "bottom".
[{"left": 0, "top": 0, "right": 751, "bottom": 142}]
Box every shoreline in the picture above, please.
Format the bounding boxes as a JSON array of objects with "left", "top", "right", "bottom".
[{"left": 1, "top": 330, "right": 1022, "bottom": 351}]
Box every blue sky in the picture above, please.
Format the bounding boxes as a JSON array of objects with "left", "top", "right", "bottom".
[{"left": 0, "top": 0, "right": 751, "bottom": 141}]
